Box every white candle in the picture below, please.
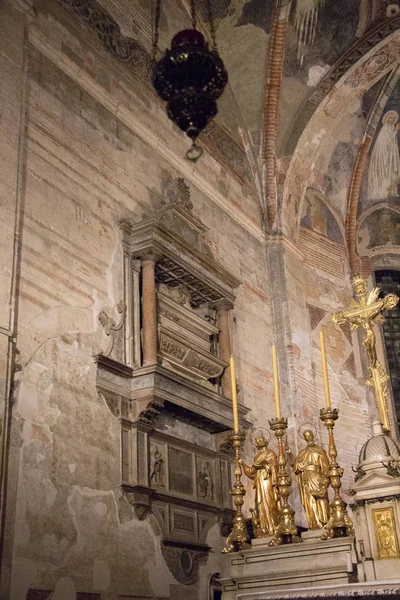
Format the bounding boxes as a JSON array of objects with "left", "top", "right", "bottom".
[
  {"left": 272, "top": 345, "right": 281, "bottom": 419},
  {"left": 320, "top": 330, "right": 331, "bottom": 409},
  {"left": 230, "top": 357, "right": 239, "bottom": 433}
]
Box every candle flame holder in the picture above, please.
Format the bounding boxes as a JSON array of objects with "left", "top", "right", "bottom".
[
  {"left": 221, "top": 430, "right": 250, "bottom": 553},
  {"left": 269, "top": 417, "right": 300, "bottom": 545},
  {"left": 319, "top": 408, "right": 354, "bottom": 539}
]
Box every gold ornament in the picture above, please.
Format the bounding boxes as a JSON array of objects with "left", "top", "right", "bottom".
[
  {"left": 286, "top": 429, "right": 330, "bottom": 529},
  {"left": 332, "top": 275, "right": 398, "bottom": 432},
  {"left": 319, "top": 408, "right": 354, "bottom": 539},
  {"left": 373, "top": 507, "right": 400, "bottom": 559},
  {"left": 240, "top": 436, "right": 279, "bottom": 537},
  {"left": 269, "top": 417, "right": 300, "bottom": 545},
  {"left": 221, "top": 431, "right": 250, "bottom": 553}
]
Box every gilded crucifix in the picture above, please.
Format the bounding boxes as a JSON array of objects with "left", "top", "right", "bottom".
[{"left": 331, "top": 276, "right": 399, "bottom": 432}]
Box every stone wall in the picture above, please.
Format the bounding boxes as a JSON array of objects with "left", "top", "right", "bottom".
[{"left": 0, "top": 1, "right": 383, "bottom": 599}]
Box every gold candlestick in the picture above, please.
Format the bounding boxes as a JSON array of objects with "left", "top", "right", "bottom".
[
  {"left": 319, "top": 408, "right": 354, "bottom": 539},
  {"left": 221, "top": 430, "right": 250, "bottom": 553},
  {"left": 268, "top": 417, "right": 300, "bottom": 545}
]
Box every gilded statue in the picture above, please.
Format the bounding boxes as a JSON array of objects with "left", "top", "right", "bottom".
[
  {"left": 332, "top": 276, "right": 398, "bottom": 367},
  {"left": 240, "top": 436, "right": 279, "bottom": 537},
  {"left": 286, "top": 430, "right": 330, "bottom": 530},
  {"left": 332, "top": 276, "right": 399, "bottom": 431}
]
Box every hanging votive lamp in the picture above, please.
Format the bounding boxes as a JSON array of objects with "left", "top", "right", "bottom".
[{"left": 151, "top": 0, "right": 228, "bottom": 161}]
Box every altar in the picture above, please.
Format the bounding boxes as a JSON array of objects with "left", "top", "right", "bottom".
[
  {"left": 219, "top": 276, "right": 400, "bottom": 600},
  {"left": 220, "top": 537, "right": 357, "bottom": 598}
]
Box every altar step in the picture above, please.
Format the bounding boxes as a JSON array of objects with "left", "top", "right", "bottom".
[{"left": 220, "top": 538, "right": 358, "bottom": 599}]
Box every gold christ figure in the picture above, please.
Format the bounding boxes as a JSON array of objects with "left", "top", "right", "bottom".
[{"left": 332, "top": 275, "right": 399, "bottom": 432}]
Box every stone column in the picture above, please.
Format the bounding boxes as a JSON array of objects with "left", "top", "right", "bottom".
[
  {"left": 217, "top": 300, "right": 232, "bottom": 398},
  {"left": 141, "top": 255, "right": 158, "bottom": 366},
  {"left": 0, "top": 2, "right": 35, "bottom": 596}
]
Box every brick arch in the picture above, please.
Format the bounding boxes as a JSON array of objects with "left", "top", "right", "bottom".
[{"left": 282, "top": 30, "right": 400, "bottom": 244}]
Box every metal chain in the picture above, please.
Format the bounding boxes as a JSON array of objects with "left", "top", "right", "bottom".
[
  {"left": 206, "top": 0, "right": 217, "bottom": 49},
  {"left": 190, "top": 0, "right": 197, "bottom": 30},
  {"left": 152, "top": 0, "right": 162, "bottom": 61}
]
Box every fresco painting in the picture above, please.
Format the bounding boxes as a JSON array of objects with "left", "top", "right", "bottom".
[
  {"left": 359, "top": 209, "right": 400, "bottom": 251},
  {"left": 300, "top": 193, "right": 344, "bottom": 244},
  {"left": 368, "top": 110, "right": 400, "bottom": 201}
]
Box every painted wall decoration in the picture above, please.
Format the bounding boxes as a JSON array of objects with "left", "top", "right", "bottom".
[
  {"left": 300, "top": 192, "right": 344, "bottom": 244},
  {"left": 360, "top": 79, "right": 400, "bottom": 212},
  {"left": 368, "top": 110, "right": 400, "bottom": 201},
  {"left": 294, "top": 0, "right": 326, "bottom": 64},
  {"left": 285, "top": 0, "right": 359, "bottom": 80},
  {"left": 358, "top": 208, "right": 400, "bottom": 252},
  {"left": 356, "top": 0, "right": 398, "bottom": 38}
]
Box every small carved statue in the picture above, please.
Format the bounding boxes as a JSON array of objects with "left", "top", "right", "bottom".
[
  {"left": 286, "top": 430, "right": 330, "bottom": 530},
  {"left": 240, "top": 436, "right": 279, "bottom": 537},
  {"left": 197, "top": 461, "right": 214, "bottom": 499},
  {"left": 149, "top": 446, "right": 165, "bottom": 487}
]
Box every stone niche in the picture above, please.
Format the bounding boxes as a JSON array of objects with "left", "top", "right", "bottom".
[{"left": 94, "top": 178, "right": 250, "bottom": 585}]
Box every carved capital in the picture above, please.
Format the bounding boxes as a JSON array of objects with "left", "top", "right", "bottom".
[
  {"left": 215, "top": 299, "right": 234, "bottom": 313},
  {"left": 141, "top": 253, "right": 160, "bottom": 265}
]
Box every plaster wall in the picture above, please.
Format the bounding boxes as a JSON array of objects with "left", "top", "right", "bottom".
[
  {"left": 1, "top": 2, "right": 271, "bottom": 598},
  {"left": 0, "top": 1, "right": 377, "bottom": 599}
]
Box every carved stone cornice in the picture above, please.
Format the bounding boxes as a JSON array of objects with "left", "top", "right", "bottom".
[
  {"left": 129, "top": 365, "right": 250, "bottom": 434},
  {"left": 94, "top": 357, "right": 250, "bottom": 433},
  {"left": 92, "top": 354, "right": 133, "bottom": 378},
  {"left": 122, "top": 218, "right": 240, "bottom": 307}
]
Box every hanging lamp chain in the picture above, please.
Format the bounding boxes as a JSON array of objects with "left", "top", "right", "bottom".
[
  {"left": 152, "top": 0, "right": 162, "bottom": 61},
  {"left": 206, "top": 0, "right": 217, "bottom": 50},
  {"left": 190, "top": 0, "right": 197, "bottom": 30}
]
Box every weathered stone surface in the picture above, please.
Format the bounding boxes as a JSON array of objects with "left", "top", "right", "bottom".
[{"left": 1, "top": 0, "right": 400, "bottom": 598}]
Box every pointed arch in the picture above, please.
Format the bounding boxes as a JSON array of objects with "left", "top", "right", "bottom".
[{"left": 282, "top": 30, "right": 400, "bottom": 245}]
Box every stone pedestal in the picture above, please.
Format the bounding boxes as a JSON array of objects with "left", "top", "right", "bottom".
[
  {"left": 231, "top": 581, "right": 400, "bottom": 599},
  {"left": 301, "top": 528, "right": 326, "bottom": 542},
  {"left": 220, "top": 537, "right": 357, "bottom": 599},
  {"left": 350, "top": 421, "right": 400, "bottom": 583}
]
